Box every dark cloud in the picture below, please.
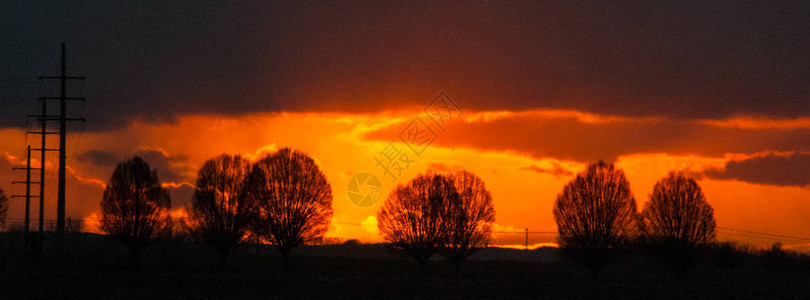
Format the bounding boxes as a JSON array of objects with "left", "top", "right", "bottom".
[
  {"left": 704, "top": 152, "right": 810, "bottom": 187},
  {"left": 2, "top": 0, "right": 809, "bottom": 131},
  {"left": 76, "top": 148, "right": 195, "bottom": 184},
  {"left": 75, "top": 150, "right": 119, "bottom": 166},
  {"left": 133, "top": 148, "right": 195, "bottom": 184},
  {"left": 366, "top": 113, "right": 810, "bottom": 162}
]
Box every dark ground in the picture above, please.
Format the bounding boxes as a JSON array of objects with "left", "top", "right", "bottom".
[{"left": 0, "top": 233, "right": 808, "bottom": 299}]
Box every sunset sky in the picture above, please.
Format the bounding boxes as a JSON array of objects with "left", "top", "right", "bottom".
[{"left": 1, "top": 1, "right": 809, "bottom": 249}]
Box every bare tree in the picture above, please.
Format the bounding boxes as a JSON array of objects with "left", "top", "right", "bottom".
[
  {"left": 640, "top": 171, "right": 715, "bottom": 276},
  {"left": 100, "top": 157, "right": 173, "bottom": 263},
  {"left": 188, "top": 154, "right": 252, "bottom": 269},
  {"left": 553, "top": 161, "right": 637, "bottom": 276},
  {"left": 0, "top": 187, "right": 7, "bottom": 229},
  {"left": 245, "top": 148, "right": 332, "bottom": 273},
  {"left": 377, "top": 173, "right": 457, "bottom": 270},
  {"left": 440, "top": 170, "right": 495, "bottom": 275}
]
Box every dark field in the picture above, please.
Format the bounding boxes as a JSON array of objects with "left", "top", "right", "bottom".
[{"left": 0, "top": 233, "right": 809, "bottom": 299}]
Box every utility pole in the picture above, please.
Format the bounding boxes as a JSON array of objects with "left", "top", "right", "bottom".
[
  {"left": 524, "top": 228, "right": 528, "bottom": 250},
  {"left": 27, "top": 97, "right": 60, "bottom": 253},
  {"left": 39, "top": 43, "right": 85, "bottom": 255},
  {"left": 12, "top": 146, "right": 41, "bottom": 233},
  {"left": 33, "top": 99, "right": 58, "bottom": 236}
]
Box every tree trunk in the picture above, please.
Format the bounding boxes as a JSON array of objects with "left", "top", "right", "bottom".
[
  {"left": 131, "top": 247, "right": 142, "bottom": 269},
  {"left": 415, "top": 256, "right": 427, "bottom": 274},
  {"left": 127, "top": 239, "right": 148, "bottom": 270},
  {"left": 452, "top": 257, "right": 462, "bottom": 276},
  {"left": 218, "top": 250, "right": 229, "bottom": 271},
  {"left": 280, "top": 248, "right": 291, "bottom": 274}
]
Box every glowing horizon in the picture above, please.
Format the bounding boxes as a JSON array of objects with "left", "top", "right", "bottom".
[{"left": 1, "top": 107, "right": 809, "bottom": 250}]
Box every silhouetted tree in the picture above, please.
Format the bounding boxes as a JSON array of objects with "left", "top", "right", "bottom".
[
  {"left": 440, "top": 170, "right": 495, "bottom": 275},
  {"left": 0, "top": 187, "right": 7, "bottom": 229},
  {"left": 245, "top": 148, "right": 333, "bottom": 273},
  {"left": 553, "top": 161, "right": 637, "bottom": 276},
  {"left": 100, "top": 157, "right": 172, "bottom": 264},
  {"left": 378, "top": 173, "right": 457, "bottom": 271},
  {"left": 640, "top": 171, "right": 715, "bottom": 276},
  {"left": 188, "top": 154, "right": 252, "bottom": 269}
]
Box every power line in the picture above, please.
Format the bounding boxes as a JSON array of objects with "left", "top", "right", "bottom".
[{"left": 717, "top": 227, "right": 810, "bottom": 242}]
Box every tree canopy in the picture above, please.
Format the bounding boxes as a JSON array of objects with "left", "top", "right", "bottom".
[
  {"left": 378, "top": 173, "right": 455, "bottom": 269},
  {"left": 640, "top": 171, "right": 716, "bottom": 276},
  {"left": 378, "top": 170, "right": 495, "bottom": 273},
  {"left": 440, "top": 170, "right": 495, "bottom": 274},
  {"left": 246, "top": 148, "right": 333, "bottom": 272},
  {"left": 100, "top": 156, "right": 172, "bottom": 262},
  {"left": 553, "top": 161, "right": 637, "bottom": 274},
  {"left": 641, "top": 171, "right": 716, "bottom": 246},
  {"left": 188, "top": 154, "right": 253, "bottom": 268}
]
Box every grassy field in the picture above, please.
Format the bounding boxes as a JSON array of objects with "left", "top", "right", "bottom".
[{"left": 0, "top": 233, "right": 809, "bottom": 299}]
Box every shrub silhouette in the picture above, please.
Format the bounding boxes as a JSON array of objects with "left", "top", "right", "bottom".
[
  {"left": 188, "top": 154, "right": 252, "bottom": 269},
  {"left": 378, "top": 173, "right": 456, "bottom": 270},
  {"left": 553, "top": 161, "right": 637, "bottom": 276},
  {"left": 440, "top": 170, "right": 495, "bottom": 275},
  {"left": 245, "top": 148, "right": 333, "bottom": 273},
  {"left": 761, "top": 242, "right": 797, "bottom": 271},
  {"left": 640, "top": 171, "right": 715, "bottom": 277},
  {"left": 100, "top": 156, "right": 172, "bottom": 264}
]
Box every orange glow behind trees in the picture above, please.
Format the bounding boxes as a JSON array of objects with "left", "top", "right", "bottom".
[{"left": 0, "top": 110, "right": 808, "bottom": 250}]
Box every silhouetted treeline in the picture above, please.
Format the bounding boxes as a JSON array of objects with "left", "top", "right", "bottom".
[
  {"left": 99, "top": 148, "right": 333, "bottom": 272},
  {"left": 4, "top": 147, "right": 807, "bottom": 282}
]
